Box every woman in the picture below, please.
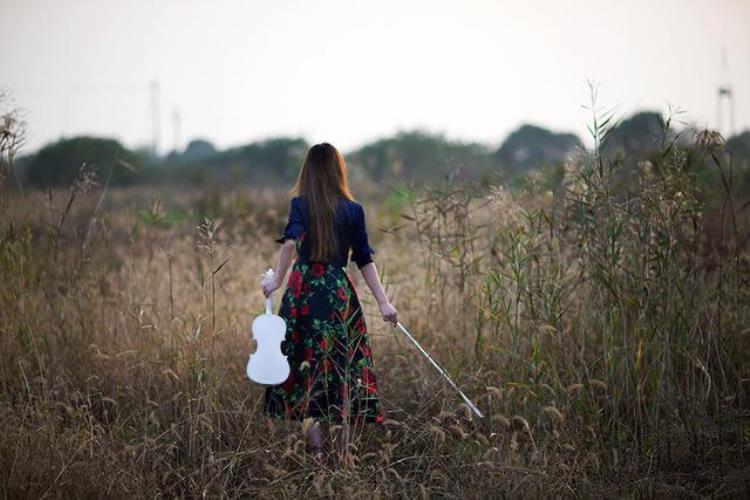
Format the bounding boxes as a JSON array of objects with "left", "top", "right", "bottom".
[{"left": 261, "top": 142, "right": 398, "bottom": 465}]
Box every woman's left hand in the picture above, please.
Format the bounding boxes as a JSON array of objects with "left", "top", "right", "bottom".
[{"left": 262, "top": 277, "right": 281, "bottom": 297}]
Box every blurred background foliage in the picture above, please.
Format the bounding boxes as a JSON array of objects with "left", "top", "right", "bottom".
[{"left": 15, "top": 110, "right": 750, "bottom": 196}]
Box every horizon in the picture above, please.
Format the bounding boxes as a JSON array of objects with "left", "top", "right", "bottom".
[
  {"left": 17, "top": 108, "right": 737, "bottom": 160},
  {"left": 2, "top": 0, "right": 749, "bottom": 156}
]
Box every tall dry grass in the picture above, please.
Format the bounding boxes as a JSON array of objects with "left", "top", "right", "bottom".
[{"left": 1, "top": 109, "right": 749, "bottom": 497}]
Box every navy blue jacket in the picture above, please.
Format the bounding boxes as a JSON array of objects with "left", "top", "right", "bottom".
[{"left": 274, "top": 195, "right": 376, "bottom": 269}]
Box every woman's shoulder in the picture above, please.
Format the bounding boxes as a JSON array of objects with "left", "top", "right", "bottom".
[
  {"left": 342, "top": 197, "right": 364, "bottom": 210},
  {"left": 340, "top": 199, "right": 366, "bottom": 220},
  {"left": 290, "top": 195, "right": 306, "bottom": 208},
  {"left": 288, "top": 196, "right": 308, "bottom": 218}
]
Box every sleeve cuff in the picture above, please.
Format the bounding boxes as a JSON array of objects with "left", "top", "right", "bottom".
[
  {"left": 354, "top": 257, "right": 373, "bottom": 269},
  {"left": 352, "top": 245, "right": 375, "bottom": 269},
  {"left": 275, "top": 231, "right": 305, "bottom": 244}
]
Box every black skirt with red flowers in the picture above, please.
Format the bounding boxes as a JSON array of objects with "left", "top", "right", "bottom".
[{"left": 264, "top": 258, "right": 385, "bottom": 424}]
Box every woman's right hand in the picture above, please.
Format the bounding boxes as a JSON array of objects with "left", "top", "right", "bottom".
[
  {"left": 378, "top": 300, "right": 398, "bottom": 325},
  {"left": 262, "top": 276, "right": 281, "bottom": 298}
]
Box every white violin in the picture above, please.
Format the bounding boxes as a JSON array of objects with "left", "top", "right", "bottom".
[{"left": 246, "top": 268, "right": 291, "bottom": 385}]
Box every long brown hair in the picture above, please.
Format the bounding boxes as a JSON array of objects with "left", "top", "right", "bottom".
[{"left": 291, "top": 143, "right": 354, "bottom": 261}]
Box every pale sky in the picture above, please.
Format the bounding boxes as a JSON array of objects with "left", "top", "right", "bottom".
[{"left": 2, "top": 0, "right": 749, "bottom": 155}]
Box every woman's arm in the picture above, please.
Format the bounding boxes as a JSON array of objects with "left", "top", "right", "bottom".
[
  {"left": 262, "top": 239, "right": 296, "bottom": 297},
  {"left": 359, "top": 261, "right": 398, "bottom": 325}
]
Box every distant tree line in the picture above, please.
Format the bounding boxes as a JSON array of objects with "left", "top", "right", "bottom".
[
  {"left": 15, "top": 111, "right": 750, "bottom": 190},
  {"left": 21, "top": 137, "right": 144, "bottom": 187}
]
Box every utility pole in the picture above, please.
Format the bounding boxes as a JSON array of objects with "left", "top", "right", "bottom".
[
  {"left": 716, "top": 47, "right": 736, "bottom": 137},
  {"left": 150, "top": 79, "right": 161, "bottom": 157},
  {"left": 172, "top": 107, "right": 182, "bottom": 153}
]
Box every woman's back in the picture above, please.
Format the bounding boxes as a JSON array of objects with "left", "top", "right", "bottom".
[{"left": 274, "top": 195, "right": 376, "bottom": 270}]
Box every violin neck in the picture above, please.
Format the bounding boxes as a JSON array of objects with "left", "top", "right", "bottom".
[{"left": 265, "top": 296, "right": 273, "bottom": 315}]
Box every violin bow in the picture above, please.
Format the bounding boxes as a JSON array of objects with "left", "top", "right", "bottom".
[{"left": 395, "top": 321, "right": 484, "bottom": 419}]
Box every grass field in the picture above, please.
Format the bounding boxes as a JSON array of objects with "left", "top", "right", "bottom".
[{"left": 1, "top": 124, "right": 749, "bottom": 497}]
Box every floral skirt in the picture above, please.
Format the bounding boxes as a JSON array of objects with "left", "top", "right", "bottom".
[{"left": 264, "top": 260, "right": 385, "bottom": 424}]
